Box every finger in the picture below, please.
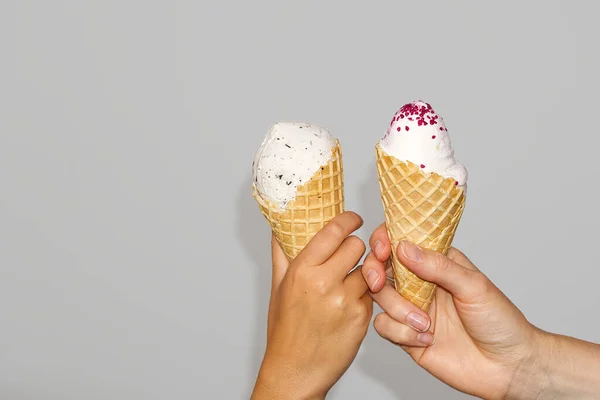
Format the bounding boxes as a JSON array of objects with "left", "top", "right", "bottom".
[
  {"left": 369, "top": 223, "right": 391, "bottom": 262},
  {"left": 397, "top": 241, "right": 484, "bottom": 301},
  {"left": 325, "top": 235, "right": 366, "bottom": 279},
  {"left": 373, "top": 313, "right": 435, "bottom": 347},
  {"left": 447, "top": 247, "right": 479, "bottom": 271},
  {"left": 271, "top": 233, "right": 290, "bottom": 295},
  {"left": 361, "top": 251, "right": 387, "bottom": 293},
  {"left": 344, "top": 267, "right": 369, "bottom": 298},
  {"left": 371, "top": 283, "right": 431, "bottom": 332},
  {"left": 295, "top": 211, "right": 364, "bottom": 266}
]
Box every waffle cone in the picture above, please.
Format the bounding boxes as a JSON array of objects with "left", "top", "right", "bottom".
[
  {"left": 375, "top": 144, "right": 466, "bottom": 312},
  {"left": 253, "top": 141, "right": 345, "bottom": 260}
]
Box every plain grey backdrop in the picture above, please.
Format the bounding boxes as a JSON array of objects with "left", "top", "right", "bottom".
[{"left": 1, "top": 1, "right": 599, "bottom": 399}]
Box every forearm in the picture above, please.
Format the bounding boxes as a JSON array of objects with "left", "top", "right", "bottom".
[
  {"left": 540, "top": 333, "right": 600, "bottom": 398},
  {"left": 250, "top": 357, "right": 327, "bottom": 400},
  {"left": 508, "top": 330, "right": 600, "bottom": 399}
]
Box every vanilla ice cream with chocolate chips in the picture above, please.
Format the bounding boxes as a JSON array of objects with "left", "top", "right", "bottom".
[{"left": 252, "top": 122, "right": 337, "bottom": 210}]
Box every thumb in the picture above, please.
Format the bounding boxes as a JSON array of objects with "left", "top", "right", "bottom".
[
  {"left": 396, "top": 240, "right": 484, "bottom": 302},
  {"left": 271, "top": 233, "right": 290, "bottom": 295}
]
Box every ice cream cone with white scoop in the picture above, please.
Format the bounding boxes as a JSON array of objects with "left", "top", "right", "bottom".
[
  {"left": 252, "top": 122, "right": 344, "bottom": 260},
  {"left": 376, "top": 101, "right": 467, "bottom": 312}
]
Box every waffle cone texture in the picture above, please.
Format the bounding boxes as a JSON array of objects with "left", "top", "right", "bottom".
[
  {"left": 253, "top": 141, "right": 345, "bottom": 260},
  {"left": 375, "top": 144, "right": 466, "bottom": 312}
]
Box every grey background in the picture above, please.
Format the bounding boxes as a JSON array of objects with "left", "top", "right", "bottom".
[{"left": 1, "top": 1, "right": 598, "bottom": 399}]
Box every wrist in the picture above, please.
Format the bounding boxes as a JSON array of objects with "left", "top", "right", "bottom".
[
  {"left": 505, "top": 327, "right": 553, "bottom": 399},
  {"left": 507, "top": 328, "right": 600, "bottom": 399},
  {"left": 251, "top": 355, "right": 327, "bottom": 400}
]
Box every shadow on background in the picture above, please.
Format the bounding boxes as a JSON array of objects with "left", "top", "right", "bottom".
[
  {"left": 355, "top": 162, "right": 466, "bottom": 399},
  {"left": 236, "top": 178, "right": 271, "bottom": 395}
]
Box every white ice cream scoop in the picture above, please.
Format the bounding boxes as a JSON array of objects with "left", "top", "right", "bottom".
[
  {"left": 380, "top": 100, "right": 467, "bottom": 187},
  {"left": 252, "top": 122, "right": 337, "bottom": 210}
]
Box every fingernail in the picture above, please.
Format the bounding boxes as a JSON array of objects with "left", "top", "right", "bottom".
[
  {"left": 367, "top": 270, "right": 381, "bottom": 291},
  {"left": 417, "top": 332, "right": 435, "bottom": 346},
  {"left": 374, "top": 240, "right": 384, "bottom": 258},
  {"left": 407, "top": 312, "right": 430, "bottom": 332},
  {"left": 400, "top": 241, "right": 423, "bottom": 262}
]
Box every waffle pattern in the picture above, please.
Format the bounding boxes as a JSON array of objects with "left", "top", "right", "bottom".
[
  {"left": 375, "top": 144, "right": 466, "bottom": 311},
  {"left": 254, "top": 142, "right": 345, "bottom": 260}
]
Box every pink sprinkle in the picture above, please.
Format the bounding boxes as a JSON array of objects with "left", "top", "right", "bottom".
[
  {"left": 397, "top": 127, "right": 401, "bottom": 132},
  {"left": 405, "top": 126, "right": 410, "bottom": 131},
  {"left": 432, "top": 135, "right": 436, "bottom": 139},
  {"left": 439, "top": 127, "right": 444, "bottom": 131},
  {"left": 455, "top": 181, "right": 459, "bottom": 186},
  {"left": 420, "top": 164, "right": 425, "bottom": 169}
]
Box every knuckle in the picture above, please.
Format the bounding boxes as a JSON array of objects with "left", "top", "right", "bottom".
[
  {"left": 459, "top": 270, "right": 491, "bottom": 303},
  {"left": 329, "top": 293, "right": 346, "bottom": 310},
  {"left": 432, "top": 253, "right": 452, "bottom": 273},
  {"left": 353, "top": 305, "right": 371, "bottom": 325},
  {"left": 290, "top": 267, "right": 331, "bottom": 295},
  {"left": 447, "top": 247, "right": 476, "bottom": 269},
  {"left": 346, "top": 236, "right": 367, "bottom": 256},
  {"left": 325, "top": 220, "right": 346, "bottom": 240},
  {"left": 472, "top": 271, "right": 491, "bottom": 294},
  {"left": 349, "top": 303, "right": 365, "bottom": 320},
  {"left": 313, "top": 277, "right": 329, "bottom": 295},
  {"left": 390, "top": 303, "right": 405, "bottom": 321}
]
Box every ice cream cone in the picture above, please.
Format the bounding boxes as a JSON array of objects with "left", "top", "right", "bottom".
[
  {"left": 376, "top": 144, "right": 466, "bottom": 312},
  {"left": 253, "top": 141, "right": 344, "bottom": 260}
]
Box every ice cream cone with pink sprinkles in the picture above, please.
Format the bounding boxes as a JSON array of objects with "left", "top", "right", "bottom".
[{"left": 376, "top": 101, "right": 467, "bottom": 312}]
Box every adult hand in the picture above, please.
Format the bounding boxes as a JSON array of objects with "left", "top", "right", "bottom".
[
  {"left": 362, "top": 223, "right": 542, "bottom": 399},
  {"left": 251, "top": 212, "right": 372, "bottom": 400}
]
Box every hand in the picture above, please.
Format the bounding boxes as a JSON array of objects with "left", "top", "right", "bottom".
[
  {"left": 251, "top": 212, "right": 372, "bottom": 400},
  {"left": 362, "top": 223, "right": 541, "bottom": 399}
]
